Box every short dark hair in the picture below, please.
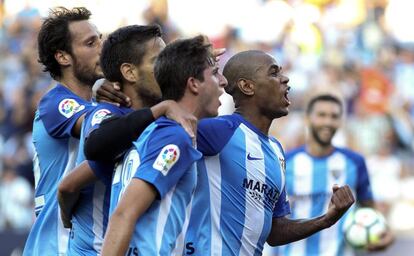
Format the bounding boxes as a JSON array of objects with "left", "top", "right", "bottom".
[
  {"left": 154, "top": 35, "right": 214, "bottom": 101},
  {"left": 100, "top": 24, "right": 162, "bottom": 83},
  {"left": 38, "top": 7, "right": 92, "bottom": 80},
  {"left": 306, "top": 94, "right": 343, "bottom": 115}
]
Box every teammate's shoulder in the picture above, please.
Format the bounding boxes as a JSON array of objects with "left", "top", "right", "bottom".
[
  {"left": 38, "top": 84, "right": 90, "bottom": 118},
  {"left": 153, "top": 117, "right": 188, "bottom": 136},
  {"left": 88, "top": 103, "right": 129, "bottom": 118},
  {"left": 335, "top": 147, "right": 366, "bottom": 162},
  {"left": 199, "top": 114, "right": 239, "bottom": 131},
  {"left": 285, "top": 145, "right": 306, "bottom": 159}
]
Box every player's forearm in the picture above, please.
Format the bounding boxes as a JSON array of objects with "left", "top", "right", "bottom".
[
  {"left": 101, "top": 211, "right": 135, "bottom": 256},
  {"left": 57, "top": 189, "right": 80, "bottom": 227},
  {"left": 267, "top": 216, "right": 330, "bottom": 246},
  {"left": 84, "top": 108, "right": 154, "bottom": 161}
]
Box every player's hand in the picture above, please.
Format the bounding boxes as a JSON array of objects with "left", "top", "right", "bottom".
[
  {"left": 164, "top": 100, "right": 197, "bottom": 142},
  {"left": 366, "top": 228, "right": 394, "bottom": 251},
  {"left": 95, "top": 80, "right": 131, "bottom": 107},
  {"left": 213, "top": 48, "right": 226, "bottom": 62},
  {"left": 61, "top": 212, "right": 72, "bottom": 229},
  {"left": 324, "top": 184, "right": 355, "bottom": 227}
]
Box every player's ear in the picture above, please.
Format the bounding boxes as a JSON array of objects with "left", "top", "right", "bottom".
[
  {"left": 120, "top": 63, "right": 137, "bottom": 83},
  {"left": 237, "top": 78, "right": 254, "bottom": 96},
  {"left": 55, "top": 50, "right": 72, "bottom": 67},
  {"left": 187, "top": 76, "right": 200, "bottom": 95}
]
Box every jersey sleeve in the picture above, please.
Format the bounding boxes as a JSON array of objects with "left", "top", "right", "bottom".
[
  {"left": 83, "top": 104, "right": 127, "bottom": 138},
  {"left": 39, "top": 92, "right": 91, "bottom": 138},
  {"left": 355, "top": 156, "right": 374, "bottom": 202},
  {"left": 197, "top": 117, "right": 237, "bottom": 156},
  {"left": 272, "top": 187, "right": 291, "bottom": 218},
  {"left": 133, "top": 125, "right": 202, "bottom": 198},
  {"left": 88, "top": 160, "right": 113, "bottom": 186}
]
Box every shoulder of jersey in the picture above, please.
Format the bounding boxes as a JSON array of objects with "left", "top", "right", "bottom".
[{"left": 91, "top": 108, "right": 112, "bottom": 126}]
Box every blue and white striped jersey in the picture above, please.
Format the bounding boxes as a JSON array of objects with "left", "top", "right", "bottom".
[
  {"left": 110, "top": 117, "right": 202, "bottom": 255},
  {"left": 67, "top": 103, "right": 132, "bottom": 256},
  {"left": 277, "top": 146, "right": 373, "bottom": 256},
  {"left": 184, "top": 113, "right": 291, "bottom": 256},
  {"left": 24, "top": 84, "right": 93, "bottom": 256}
]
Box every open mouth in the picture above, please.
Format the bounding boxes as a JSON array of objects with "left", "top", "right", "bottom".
[{"left": 284, "top": 87, "right": 291, "bottom": 105}]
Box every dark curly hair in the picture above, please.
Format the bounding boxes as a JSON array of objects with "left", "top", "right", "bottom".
[
  {"left": 100, "top": 24, "right": 162, "bottom": 83},
  {"left": 37, "top": 7, "right": 91, "bottom": 80}
]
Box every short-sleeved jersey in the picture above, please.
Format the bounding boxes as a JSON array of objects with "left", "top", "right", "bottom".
[
  {"left": 277, "top": 146, "right": 373, "bottom": 256},
  {"left": 110, "top": 117, "right": 202, "bottom": 255},
  {"left": 24, "top": 84, "right": 93, "bottom": 256},
  {"left": 68, "top": 103, "right": 132, "bottom": 256},
  {"left": 184, "top": 113, "right": 291, "bottom": 256}
]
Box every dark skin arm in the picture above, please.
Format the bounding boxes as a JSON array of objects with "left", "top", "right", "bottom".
[
  {"left": 57, "top": 161, "right": 98, "bottom": 228},
  {"left": 95, "top": 81, "right": 131, "bottom": 107},
  {"left": 267, "top": 185, "right": 355, "bottom": 246}
]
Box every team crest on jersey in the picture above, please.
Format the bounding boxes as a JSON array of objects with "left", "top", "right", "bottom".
[
  {"left": 58, "top": 98, "right": 85, "bottom": 118},
  {"left": 279, "top": 157, "right": 286, "bottom": 173},
  {"left": 91, "top": 109, "right": 111, "bottom": 126},
  {"left": 153, "top": 144, "right": 180, "bottom": 175},
  {"left": 330, "top": 169, "right": 342, "bottom": 180}
]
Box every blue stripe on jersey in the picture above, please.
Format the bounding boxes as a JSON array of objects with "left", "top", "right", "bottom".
[
  {"left": 184, "top": 160, "right": 212, "bottom": 254},
  {"left": 306, "top": 158, "right": 328, "bottom": 255},
  {"left": 219, "top": 127, "right": 247, "bottom": 256}
]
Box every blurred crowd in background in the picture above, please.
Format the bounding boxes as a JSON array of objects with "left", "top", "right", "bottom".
[{"left": 0, "top": 0, "right": 413, "bottom": 240}]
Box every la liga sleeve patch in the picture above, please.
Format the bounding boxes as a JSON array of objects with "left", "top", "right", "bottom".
[
  {"left": 58, "top": 98, "right": 85, "bottom": 118},
  {"left": 152, "top": 144, "right": 180, "bottom": 176},
  {"left": 91, "top": 109, "right": 112, "bottom": 126}
]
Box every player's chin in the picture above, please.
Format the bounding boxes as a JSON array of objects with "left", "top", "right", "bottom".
[
  {"left": 279, "top": 107, "right": 289, "bottom": 117},
  {"left": 205, "top": 105, "right": 220, "bottom": 118}
]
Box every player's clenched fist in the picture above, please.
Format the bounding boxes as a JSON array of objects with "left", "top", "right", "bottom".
[{"left": 323, "top": 184, "right": 355, "bottom": 228}]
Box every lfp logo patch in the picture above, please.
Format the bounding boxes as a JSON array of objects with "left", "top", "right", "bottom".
[
  {"left": 91, "top": 109, "right": 111, "bottom": 126},
  {"left": 153, "top": 144, "right": 180, "bottom": 175},
  {"left": 58, "top": 99, "right": 85, "bottom": 118}
]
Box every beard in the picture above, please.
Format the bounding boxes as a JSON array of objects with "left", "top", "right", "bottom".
[
  {"left": 310, "top": 126, "right": 334, "bottom": 147},
  {"left": 136, "top": 70, "right": 162, "bottom": 107},
  {"left": 73, "top": 57, "right": 103, "bottom": 87}
]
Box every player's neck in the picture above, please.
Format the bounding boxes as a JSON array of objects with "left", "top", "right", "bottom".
[
  {"left": 180, "top": 97, "right": 200, "bottom": 119},
  {"left": 306, "top": 139, "right": 334, "bottom": 157},
  {"left": 59, "top": 75, "right": 92, "bottom": 101},
  {"left": 235, "top": 107, "right": 271, "bottom": 136}
]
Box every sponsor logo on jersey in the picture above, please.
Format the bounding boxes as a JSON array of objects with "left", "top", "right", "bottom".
[
  {"left": 58, "top": 98, "right": 85, "bottom": 118},
  {"left": 242, "top": 179, "right": 280, "bottom": 207},
  {"left": 91, "top": 109, "right": 111, "bottom": 126},
  {"left": 153, "top": 144, "right": 180, "bottom": 175}
]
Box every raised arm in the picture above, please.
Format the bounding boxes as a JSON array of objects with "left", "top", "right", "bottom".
[{"left": 267, "top": 185, "right": 355, "bottom": 246}]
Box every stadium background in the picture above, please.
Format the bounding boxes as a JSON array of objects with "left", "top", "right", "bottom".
[{"left": 0, "top": 0, "right": 413, "bottom": 255}]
